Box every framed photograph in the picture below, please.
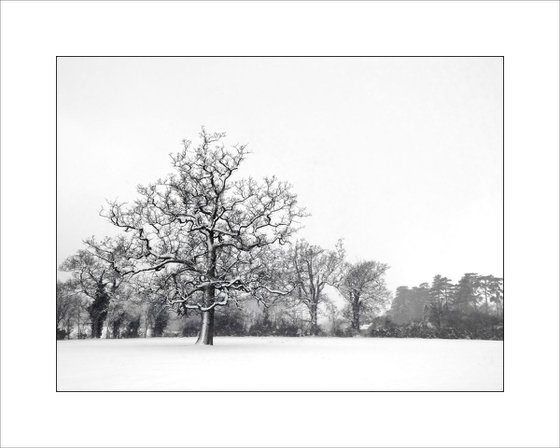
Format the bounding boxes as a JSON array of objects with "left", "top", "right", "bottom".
[{"left": 56, "top": 56, "right": 504, "bottom": 393}]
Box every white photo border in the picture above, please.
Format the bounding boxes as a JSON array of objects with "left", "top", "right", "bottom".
[{"left": 1, "top": 1, "right": 558, "bottom": 447}]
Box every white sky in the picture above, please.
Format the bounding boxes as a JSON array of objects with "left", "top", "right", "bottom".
[{"left": 57, "top": 57, "right": 503, "bottom": 292}]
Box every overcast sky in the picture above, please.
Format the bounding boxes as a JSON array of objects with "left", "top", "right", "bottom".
[{"left": 57, "top": 57, "right": 503, "bottom": 292}]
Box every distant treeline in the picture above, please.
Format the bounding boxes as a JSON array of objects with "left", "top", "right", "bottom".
[{"left": 57, "top": 272, "right": 502, "bottom": 341}]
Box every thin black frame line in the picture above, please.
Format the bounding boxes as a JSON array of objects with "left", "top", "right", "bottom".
[
  {"left": 55, "top": 55, "right": 505, "bottom": 393},
  {"left": 8, "top": 0, "right": 558, "bottom": 3},
  {"left": 8, "top": 0, "right": 554, "bottom": 1},
  {"left": 502, "top": 56, "right": 505, "bottom": 392},
  {"left": 55, "top": 56, "right": 58, "bottom": 393},
  {"left": 57, "top": 55, "right": 504, "bottom": 58},
  {"left": 56, "top": 390, "right": 501, "bottom": 393}
]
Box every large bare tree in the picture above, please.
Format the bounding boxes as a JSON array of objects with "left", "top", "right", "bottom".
[
  {"left": 94, "top": 129, "right": 305, "bottom": 345},
  {"left": 291, "top": 239, "right": 346, "bottom": 335}
]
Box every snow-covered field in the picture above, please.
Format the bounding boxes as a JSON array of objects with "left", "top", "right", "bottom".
[{"left": 57, "top": 337, "right": 503, "bottom": 391}]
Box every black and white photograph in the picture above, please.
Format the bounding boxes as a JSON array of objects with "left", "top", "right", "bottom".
[
  {"left": 56, "top": 56, "right": 504, "bottom": 392},
  {"left": 1, "top": 1, "right": 559, "bottom": 447}
]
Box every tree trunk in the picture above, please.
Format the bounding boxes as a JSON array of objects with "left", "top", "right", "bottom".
[
  {"left": 102, "top": 322, "right": 109, "bottom": 339},
  {"left": 262, "top": 306, "right": 270, "bottom": 325},
  {"left": 352, "top": 305, "right": 360, "bottom": 330},
  {"left": 196, "top": 237, "right": 217, "bottom": 346},
  {"left": 91, "top": 320, "right": 99, "bottom": 338},
  {"left": 310, "top": 302, "right": 318, "bottom": 335},
  {"left": 144, "top": 312, "right": 150, "bottom": 338},
  {"left": 196, "top": 309, "right": 215, "bottom": 345},
  {"left": 351, "top": 296, "right": 361, "bottom": 331},
  {"left": 76, "top": 315, "right": 81, "bottom": 339}
]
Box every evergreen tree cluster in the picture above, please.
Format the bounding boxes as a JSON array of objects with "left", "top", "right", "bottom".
[{"left": 383, "top": 273, "right": 503, "bottom": 340}]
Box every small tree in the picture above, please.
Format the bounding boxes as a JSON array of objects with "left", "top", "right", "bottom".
[
  {"left": 250, "top": 246, "right": 298, "bottom": 327},
  {"left": 323, "top": 297, "right": 344, "bottom": 336},
  {"left": 339, "top": 260, "right": 391, "bottom": 331},
  {"left": 60, "top": 248, "right": 125, "bottom": 338},
  {"left": 134, "top": 275, "right": 172, "bottom": 337},
  {"left": 94, "top": 129, "right": 305, "bottom": 345},
  {"left": 104, "top": 285, "right": 137, "bottom": 338},
  {"left": 152, "top": 306, "right": 170, "bottom": 337},
  {"left": 291, "top": 239, "right": 346, "bottom": 335},
  {"left": 57, "top": 279, "right": 80, "bottom": 339}
]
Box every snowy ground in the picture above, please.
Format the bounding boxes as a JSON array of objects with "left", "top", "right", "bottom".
[{"left": 57, "top": 337, "right": 503, "bottom": 391}]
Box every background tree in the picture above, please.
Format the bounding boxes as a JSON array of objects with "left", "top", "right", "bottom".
[
  {"left": 339, "top": 260, "right": 391, "bottom": 331},
  {"left": 489, "top": 276, "right": 504, "bottom": 318},
  {"left": 57, "top": 279, "right": 79, "bottom": 339},
  {"left": 94, "top": 129, "right": 305, "bottom": 345},
  {"left": 291, "top": 239, "right": 346, "bottom": 335},
  {"left": 478, "top": 275, "right": 503, "bottom": 315},
  {"left": 60, "top": 248, "right": 125, "bottom": 338},
  {"left": 249, "top": 246, "right": 298, "bottom": 331},
  {"left": 152, "top": 305, "right": 170, "bottom": 337},
  {"left": 103, "top": 284, "right": 140, "bottom": 338},
  {"left": 72, "top": 293, "right": 90, "bottom": 339},
  {"left": 454, "top": 273, "right": 481, "bottom": 313},
  {"left": 409, "top": 283, "right": 431, "bottom": 321},
  {"left": 323, "top": 297, "right": 344, "bottom": 336},
  {"left": 133, "top": 275, "right": 172, "bottom": 337},
  {"left": 425, "top": 275, "right": 455, "bottom": 329},
  {"left": 107, "top": 303, "right": 126, "bottom": 338},
  {"left": 388, "top": 286, "right": 411, "bottom": 324},
  {"left": 389, "top": 284, "right": 430, "bottom": 324}
]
